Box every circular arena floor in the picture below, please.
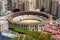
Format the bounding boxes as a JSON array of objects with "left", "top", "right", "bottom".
[{"left": 20, "top": 20, "right": 40, "bottom": 24}]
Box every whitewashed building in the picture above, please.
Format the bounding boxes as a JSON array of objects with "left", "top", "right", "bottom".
[
  {"left": 0, "top": 0, "right": 7, "bottom": 16},
  {"left": 0, "top": 17, "right": 8, "bottom": 31}
]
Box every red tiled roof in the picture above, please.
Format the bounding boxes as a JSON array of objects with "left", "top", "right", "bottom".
[{"left": 43, "top": 24, "right": 60, "bottom": 39}]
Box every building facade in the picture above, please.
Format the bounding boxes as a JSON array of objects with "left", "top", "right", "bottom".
[
  {"left": 51, "top": 0, "right": 60, "bottom": 18},
  {"left": 36, "top": 0, "right": 40, "bottom": 9},
  {"left": 0, "top": 0, "right": 7, "bottom": 16},
  {"left": 57, "top": 1, "right": 60, "bottom": 18},
  {"left": 0, "top": 17, "right": 8, "bottom": 32},
  {"left": 7, "top": 0, "right": 25, "bottom": 11},
  {"left": 17, "top": 0, "right": 25, "bottom": 11},
  {"left": 39, "top": 0, "right": 51, "bottom": 12},
  {"left": 24, "top": 0, "right": 36, "bottom": 11},
  {"left": 51, "top": 0, "right": 59, "bottom": 16},
  {"left": 7, "top": 0, "right": 12, "bottom": 11}
]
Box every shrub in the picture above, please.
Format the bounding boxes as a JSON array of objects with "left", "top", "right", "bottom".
[
  {"left": 40, "top": 5, "right": 45, "bottom": 12},
  {"left": 12, "top": 8, "right": 20, "bottom": 12}
]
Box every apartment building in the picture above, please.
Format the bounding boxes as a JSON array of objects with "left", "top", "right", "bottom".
[
  {"left": 24, "top": 0, "right": 36, "bottom": 11},
  {"left": 7, "top": 0, "right": 12, "bottom": 11},
  {"left": 0, "top": 0, "right": 7, "bottom": 16},
  {"left": 7, "top": 0, "right": 25, "bottom": 11},
  {"left": 39, "top": 0, "right": 51, "bottom": 12},
  {"left": 0, "top": 17, "right": 8, "bottom": 31},
  {"left": 51, "top": 0, "right": 60, "bottom": 18}
]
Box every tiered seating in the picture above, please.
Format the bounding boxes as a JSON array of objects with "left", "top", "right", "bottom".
[
  {"left": 23, "top": 15, "right": 28, "bottom": 19},
  {"left": 39, "top": 16, "right": 47, "bottom": 21},
  {"left": 13, "top": 15, "right": 47, "bottom": 21},
  {"left": 13, "top": 17, "right": 20, "bottom": 21}
]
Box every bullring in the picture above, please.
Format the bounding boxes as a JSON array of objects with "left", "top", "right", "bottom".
[{"left": 7, "top": 11, "right": 52, "bottom": 31}]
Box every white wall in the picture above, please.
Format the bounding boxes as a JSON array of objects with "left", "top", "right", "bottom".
[
  {"left": 0, "top": 16, "right": 8, "bottom": 31},
  {"left": 0, "top": 20, "right": 8, "bottom": 31}
]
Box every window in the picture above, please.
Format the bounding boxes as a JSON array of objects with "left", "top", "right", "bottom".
[
  {"left": 12, "top": 3, "right": 16, "bottom": 9},
  {"left": 39, "top": 24, "right": 45, "bottom": 27}
]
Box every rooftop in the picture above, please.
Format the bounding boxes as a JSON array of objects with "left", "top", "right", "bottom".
[
  {"left": 42, "top": 24, "right": 60, "bottom": 39},
  {"left": 0, "top": 0, "right": 4, "bottom": 2}
]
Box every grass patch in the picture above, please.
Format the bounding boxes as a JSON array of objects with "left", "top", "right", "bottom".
[{"left": 9, "top": 25, "right": 38, "bottom": 36}]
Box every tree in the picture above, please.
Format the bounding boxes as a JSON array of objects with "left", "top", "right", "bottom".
[
  {"left": 19, "top": 35, "right": 24, "bottom": 40},
  {"left": 12, "top": 8, "right": 20, "bottom": 12},
  {"left": 24, "top": 36, "right": 30, "bottom": 40},
  {"left": 53, "top": 16, "right": 57, "bottom": 20},
  {"left": 13, "top": 37, "right": 18, "bottom": 40},
  {"left": 40, "top": 5, "right": 45, "bottom": 12},
  {"left": 46, "top": 34, "right": 56, "bottom": 40}
]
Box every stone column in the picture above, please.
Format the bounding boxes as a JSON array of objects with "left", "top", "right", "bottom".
[
  {"left": 37, "top": 24, "right": 40, "bottom": 32},
  {"left": 28, "top": 25, "right": 30, "bottom": 30},
  {"left": 34, "top": 25, "right": 35, "bottom": 31},
  {"left": 19, "top": 25, "right": 21, "bottom": 28}
]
